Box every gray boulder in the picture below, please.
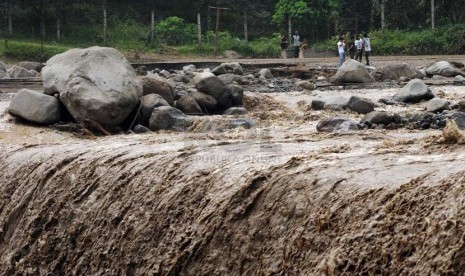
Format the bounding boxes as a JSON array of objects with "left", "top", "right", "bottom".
[
  {"left": 426, "top": 61, "right": 465, "bottom": 77},
  {"left": 361, "top": 111, "right": 397, "bottom": 125},
  {"left": 0, "top": 62, "right": 8, "bottom": 78},
  {"left": 392, "top": 79, "right": 435, "bottom": 103},
  {"left": 372, "top": 63, "right": 423, "bottom": 81},
  {"left": 228, "top": 84, "right": 244, "bottom": 106},
  {"left": 218, "top": 73, "right": 242, "bottom": 85},
  {"left": 330, "top": 59, "right": 375, "bottom": 84},
  {"left": 140, "top": 74, "right": 176, "bottom": 105},
  {"left": 311, "top": 99, "right": 325, "bottom": 110},
  {"left": 224, "top": 50, "right": 240, "bottom": 59},
  {"left": 149, "top": 106, "right": 192, "bottom": 132},
  {"left": 224, "top": 107, "right": 248, "bottom": 115},
  {"left": 171, "top": 74, "right": 190, "bottom": 83},
  {"left": 323, "top": 96, "right": 350, "bottom": 111},
  {"left": 454, "top": 75, "right": 465, "bottom": 84},
  {"left": 133, "top": 124, "right": 150, "bottom": 134},
  {"left": 183, "top": 64, "right": 197, "bottom": 74},
  {"left": 259, "top": 68, "right": 273, "bottom": 79},
  {"left": 189, "top": 90, "right": 217, "bottom": 113},
  {"left": 194, "top": 72, "right": 226, "bottom": 100},
  {"left": 426, "top": 98, "right": 450, "bottom": 113},
  {"left": 159, "top": 70, "right": 170, "bottom": 78},
  {"left": 296, "top": 80, "right": 316, "bottom": 90},
  {"left": 212, "top": 64, "right": 227, "bottom": 75},
  {"left": 140, "top": 94, "right": 170, "bottom": 127},
  {"left": 348, "top": 96, "right": 375, "bottom": 114},
  {"left": 231, "top": 118, "right": 255, "bottom": 129},
  {"left": 8, "top": 66, "right": 39, "bottom": 78},
  {"left": 42, "top": 46, "right": 142, "bottom": 126},
  {"left": 175, "top": 95, "right": 203, "bottom": 115},
  {"left": 316, "top": 117, "right": 359, "bottom": 133},
  {"left": 444, "top": 112, "right": 465, "bottom": 130},
  {"left": 8, "top": 89, "right": 61, "bottom": 124},
  {"left": 17, "top": 61, "right": 44, "bottom": 72}
]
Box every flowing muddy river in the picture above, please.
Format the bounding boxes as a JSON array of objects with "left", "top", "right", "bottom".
[{"left": 1, "top": 68, "right": 465, "bottom": 274}]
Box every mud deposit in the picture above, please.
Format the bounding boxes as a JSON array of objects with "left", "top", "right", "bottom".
[{"left": 2, "top": 73, "right": 465, "bottom": 274}]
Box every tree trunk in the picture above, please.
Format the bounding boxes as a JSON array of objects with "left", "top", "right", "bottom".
[
  {"left": 197, "top": 13, "right": 202, "bottom": 44},
  {"left": 7, "top": 0, "right": 13, "bottom": 37},
  {"left": 243, "top": 10, "right": 248, "bottom": 43},
  {"left": 56, "top": 18, "right": 61, "bottom": 41},
  {"left": 381, "top": 0, "right": 386, "bottom": 38},
  {"left": 431, "top": 0, "right": 435, "bottom": 29},
  {"left": 103, "top": 0, "right": 108, "bottom": 46},
  {"left": 150, "top": 9, "right": 155, "bottom": 43},
  {"left": 288, "top": 16, "right": 292, "bottom": 46},
  {"left": 40, "top": 0, "right": 46, "bottom": 40}
]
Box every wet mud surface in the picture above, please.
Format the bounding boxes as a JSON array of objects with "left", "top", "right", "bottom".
[{"left": 1, "top": 56, "right": 465, "bottom": 275}]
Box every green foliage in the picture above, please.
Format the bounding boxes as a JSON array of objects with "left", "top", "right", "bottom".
[
  {"left": 176, "top": 32, "right": 280, "bottom": 58},
  {"left": 313, "top": 24, "right": 465, "bottom": 56},
  {"left": 0, "top": 40, "right": 70, "bottom": 62},
  {"left": 272, "top": 0, "right": 311, "bottom": 23},
  {"left": 155, "top": 16, "right": 197, "bottom": 45}
]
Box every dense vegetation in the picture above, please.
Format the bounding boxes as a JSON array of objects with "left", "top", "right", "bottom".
[{"left": 0, "top": 0, "right": 464, "bottom": 60}]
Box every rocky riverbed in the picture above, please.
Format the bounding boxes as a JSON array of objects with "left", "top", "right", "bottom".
[{"left": 1, "top": 54, "right": 465, "bottom": 275}]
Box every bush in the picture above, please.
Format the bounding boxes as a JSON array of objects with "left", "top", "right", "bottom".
[
  {"left": 155, "top": 16, "right": 197, "bottom": 45},
  {"left": 0, "top": 40, "right": 70, "bottom": 62}
]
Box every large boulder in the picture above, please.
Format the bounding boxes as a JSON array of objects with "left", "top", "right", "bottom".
[
  {"left": 140, "top": 74, "right": 176, "bottom": 105},
  {"left": 316, "top": 117, "right": 359, "bottom": 133},
  {"left": 330, "top": 59, "right": 375, "bottom": 84},
  {"left": 392, "top": 79, "right": 435, "bottom": 103},
  {"left": 348, "top": 96, "right": 375, "bottom": 114},
  {"left": 8, "top": 89, "right": 61, "bottom": 124},
  {"left": 259, "top": 69, "right": 273, "bottom": 79},
  {"left": 42, "top": 46, "right": 142, "bottom": 126},
  {"left": 426, "top": 61, "right": 465, "bottom": 77},
  {"left": 189, "top": 91, "right": 217, "bottom": 114},
  {"left": 17, "top": 61, "right": 44, "bottom": 72},
  {"left": 323, "top": 96, "right": 350, "bottom": 111},
  {"left": 140, "top": 94, "right": 170, "bottom": 127},
  {"left": 7, "top": 66, "right": 39, "bottom": 78},
  {"left": 228, "top": 84, "right": 244, "bottom": 106},
  {"left": 149, "top": 106, "right": 191, "bottom": 132},
  {"left": 361, "top": 111, "right": 397, "bottom": 125},
  {"left": 215, "top": 62, "right": 244, "bottom": 75},
  {"left": 426, "top": 98, "right": 450, "bottom": 113},
  {"left": 218, "top": 73, "right": 242, "bottom": 85},
  {"left": 175, "top": 95, "right": 203, "bottom": 115},
  {"left": 194, "top": 72, "right": 226, "bottom": 100},
  {"left": 372, "top": 63, "right": 423, "bottom": 81}
]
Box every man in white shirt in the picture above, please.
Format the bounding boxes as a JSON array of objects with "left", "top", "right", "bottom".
[
  {"left": 337, "top": 35, "right": 346, "bottom": 67},
  {"left": 363, "top": 33, "right": 372, "bottom": 66},
  {"left": 355, "top": 35, "right": 364, "bottom": 62},
  {"left": 293, "top": 31, "right": 300, "bottom": 58}
]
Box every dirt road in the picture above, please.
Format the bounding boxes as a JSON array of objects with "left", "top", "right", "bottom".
[{"left": 1, "top": 56, "right": 465, "bottom": 275}]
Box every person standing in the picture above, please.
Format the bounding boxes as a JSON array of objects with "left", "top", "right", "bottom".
[
  {"left": 292, "top": 31, "right": 300, "bottom": 58},
  {"left": 299, "top": 38, "right": 308, "bottom": 58},
  {"left": 337, "top": 35, "right": 346, "bottom": 67},
  {"left": 363, "top": 33, "right": 372, "bottom": 66},
  {"left": 348, "top": 35, "right": 356, "bottom": 59},
  {"left": 355, "top": 35, "right": 364, "bottom": 62},
  {"left": 280, "top": 34, "right": 288, "bottom": 58}
]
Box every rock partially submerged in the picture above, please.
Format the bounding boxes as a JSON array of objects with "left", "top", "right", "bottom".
[
  {"left": 373, "top": 63, "right": 423, "bottom": 81},
  {"left": 316, "top": 117, "right": 359, "bottom": 132},
  {"left": 8, "top": 89, "right": 61, "bottom": 124},
  {"left": 426, "top": 61, "right": 465, "bottom": 78},
  {"left": 42, "top": 46, "right": 142, "bottom": 126},
  {"left": 392, "top": 79, "right": 434, "bottom": 103},
  {"left": 331, "top": 59, "right": 375, "bottom": 84}
]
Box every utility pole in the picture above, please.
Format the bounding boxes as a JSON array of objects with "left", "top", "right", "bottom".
[
  {"left": 431, "top": 0, "right": 435, "bottom": 30},
  {"left": 209, "top": 6, "right": 229, "bottom": 56}
]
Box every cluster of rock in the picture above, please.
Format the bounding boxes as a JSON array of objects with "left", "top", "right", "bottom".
[
  {"left": 331, "top": 59, "right": 465, "bottom": 84},
  {"left": 7, "top": 47, "right": 252, "bottom": 134},
  {"left": 316, "top": 78, "right": 465, "bottom": 133},
  {"left": 0, "top": 61, "right": 43, "bottom": 79}
]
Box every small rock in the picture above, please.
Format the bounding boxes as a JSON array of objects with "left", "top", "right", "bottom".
[
  {"left": 348, "top": 96, "right": 375, "bottom": 114},
  {"left": 259, "top": 69, "right": 273, "bottom": 79},
  {"left": 133, "top": 124, "right": 150, "bottom": 134},
  {"left": 426, "top": 98, "right": 450, "bottom": 113},
  {"left": 316, "top": 117, "right": 359, "bottom": 132},
  {"left": 231, "top": 118, "right": 255, "bottom": 129},
  {"left": 224, "top": 107, "right": 248, "bottom": 115}
]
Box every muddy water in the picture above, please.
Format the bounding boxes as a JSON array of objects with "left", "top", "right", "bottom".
[{"left": 1, "top": 86, "right": 465, "bottom": 274}]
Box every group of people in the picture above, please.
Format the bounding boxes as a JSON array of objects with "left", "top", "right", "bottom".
[
  {"left": 280, "top": 31, "right": 308, "bottom": 59},
  {"left": 338, "top": 33, "right": 371, "bottom": 67}
]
